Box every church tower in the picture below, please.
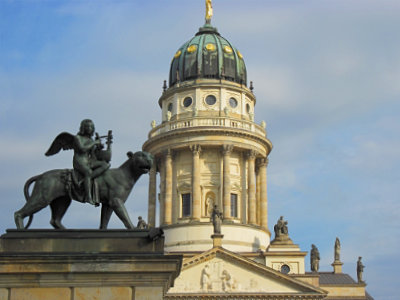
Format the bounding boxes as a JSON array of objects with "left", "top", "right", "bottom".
[{"left": 143, "top": 3, "right": 272, "bottom": 253}]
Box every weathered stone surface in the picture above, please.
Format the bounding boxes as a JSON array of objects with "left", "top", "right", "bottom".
[
  {"left": 10, "top": 288, "right": 70, "bottom": 300},
  {"left": 0, "top": 288, "right": 8, "bottom": 300},
  {"left": 0, "top": 229, "right": 164, "bottom": 253},
  {"left": 135, "top": 287, "right": 163, "bottom": 300},
  {"left": 0, "top": 229, "right": 182, "bottom": 300},
  {"left": 74, "top": 287, "right": 132, "bottom": 300}
]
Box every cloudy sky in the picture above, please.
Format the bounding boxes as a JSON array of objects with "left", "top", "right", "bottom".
[{"left": 1, "top": 0, "right": 399, "bottom": 298}]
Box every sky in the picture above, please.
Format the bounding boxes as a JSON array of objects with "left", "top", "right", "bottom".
[{"left": 1, "top": 0, "right": 399, "bottom": 298}]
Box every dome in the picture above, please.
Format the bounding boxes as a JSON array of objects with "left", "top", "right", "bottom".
[{"left": 169, "top": 24, "right": 247, "bottom": 87}]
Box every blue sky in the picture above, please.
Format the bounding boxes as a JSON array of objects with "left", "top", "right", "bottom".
[{"left": 1, "top": 1, "right": 399, "bottom": 298}]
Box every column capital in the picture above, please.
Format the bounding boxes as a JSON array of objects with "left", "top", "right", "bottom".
[
  {"left": 163, "top": 148, "right": 173, "bottom": 158},
  {"left": 247, "top": 149, "right": 258, "bottom": 160},
  {"left": 257, "top": 157, "right": 269, "bottom": 168},
  {"left": 190, "top": 144, "right": 202, "bottom": 155},
  {"left": 222, "top": 144, "right": 234, "bottom": 155}
]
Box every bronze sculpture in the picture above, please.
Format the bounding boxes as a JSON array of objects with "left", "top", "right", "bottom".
[
  {"left": 45, "top": 119, "right": 112, "bottom": 205},
  {"left": 310, "top": 244, "right": 320, "bottom": 272},
  {"left": 14, "top": 120, "right": 153, "bottom": 230}
]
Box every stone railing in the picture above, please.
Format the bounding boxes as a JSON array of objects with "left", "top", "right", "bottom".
[{"left": 148, "top": 117, "right": 266, "bottom": 138}]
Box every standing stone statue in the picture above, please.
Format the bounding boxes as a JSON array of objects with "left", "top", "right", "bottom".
[
  {"left": 137, "top": 216, "right": 148, "bottom": 229},
  {"left": 310, "top": 244, "right": 320, "bottom": 272},
  {"left": 357, "top": 256, "right": 365, "bottom": 283},
  {"left": 273, "top": 216, "right": 289, "bottom": 238},
  {"left": 211, "top": 205, "right": 223, "bottom": 234},
  {"left": 334, "top": 237, "right": 341, "bottom": 261}
]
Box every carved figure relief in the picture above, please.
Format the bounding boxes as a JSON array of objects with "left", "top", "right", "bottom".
[{"left": 199, "top": 261, "right": 238, "bottom": 292}]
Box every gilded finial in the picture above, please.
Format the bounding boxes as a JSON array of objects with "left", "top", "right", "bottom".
[{"left": 205, "top": 0, "right": 213, "bottom": 24}]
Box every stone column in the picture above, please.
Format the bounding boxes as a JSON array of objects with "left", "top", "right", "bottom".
[
  {"left": 159, "top": 161, "right": 165, "bottom": 226},
  {"left": 164, "top": 149, "right": 173, "bottom": 225},
  {"left": 247, "top": 150, "right": 257, "bottom": 225},
  {"left": 256, "top": 163, "right": 261, "bottom": 225},
  {"left": 222, "top": 144, "right": 233, "bottom": 220},
  {"left": 147, "top": 161, "right": 157, "bottom": 227},
  {"left": 259, "top": 158, "right": 268, "bottom": 230},
  {"left": 191, "top": 145, "right": 201, "bottom": 220}
]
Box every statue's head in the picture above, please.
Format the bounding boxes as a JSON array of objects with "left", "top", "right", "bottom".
[
  {"left": 127, "top": 151, "right": 153, "bottom": 175},
  {"left": 79, "top": 119, "right": 95, "bottom": 137}
]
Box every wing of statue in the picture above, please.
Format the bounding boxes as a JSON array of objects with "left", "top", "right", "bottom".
[{"left": 45, "top": 132, "right": 75, "bottom": 156}]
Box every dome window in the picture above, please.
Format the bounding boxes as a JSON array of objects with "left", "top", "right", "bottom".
[
  {"left": 246, "top": 103, "right": 251, "bottom": 113},
  {"left": 167, "top": 103, "right": 173, "bottom": 112},
  {"left": 174, "top": 50, "right": 182, "bottom": 58},
  {"left": 281, "top": 264, "right": 290, "bottom": 274},
  {"left": 237, "top": 50, "right": 243, "bottom": 59},
  {"left": 187, "top": 45, "right": 197, "bottom": 53},
  {"left": 205, "top": 43, "right": 216, "bottom": 52},
  {"left": 205, "top": 95, "right": 217, "bottom": 106},
  {"left": 223, "top": 45, "right": 233, "bottom": 54},
  {"left": 183, "top": 97, "right": 193, "bottom": 108},
  {"left": 229, "top": 97, "right": 238, "bottom": 108}
]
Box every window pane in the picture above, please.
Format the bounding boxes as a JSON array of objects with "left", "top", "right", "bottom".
[
  {"left": 182, "top": 193, "right": 191, "bottom": 217},
  {"left": 230, "top": 194, "right": 238, "bottom": 218}
]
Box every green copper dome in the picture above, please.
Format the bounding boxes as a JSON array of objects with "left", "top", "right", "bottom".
[{"left": 169, "top": 25, "right": 247, "bottom": 87}]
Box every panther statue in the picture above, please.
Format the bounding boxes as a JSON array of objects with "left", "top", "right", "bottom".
[{"left": 14, "top": 151, "right": 153, "bottom": 230}]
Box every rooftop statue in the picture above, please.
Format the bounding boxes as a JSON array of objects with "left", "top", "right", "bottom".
[
  {"left": 310, "top": 244, "right": 320, "bottom": 272},
  {"left": 334, "top": 237, "right": 341, "bottom": 261},
  {"left": 14, "top": 119, "right": 153, "bottom": 230},
  {"left": 357, "top": 256, "right": 365, "bottom": 283},
  {"left": 274, "top": 216, "right": 289, "bottom": 238},
  {"left": 205, "top": 0, "right": 213, "bottom": 24}
]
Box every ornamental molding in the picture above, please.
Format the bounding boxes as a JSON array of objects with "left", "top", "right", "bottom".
[{"left": 143, "top": 128, "right": 272, "bottom": 154}]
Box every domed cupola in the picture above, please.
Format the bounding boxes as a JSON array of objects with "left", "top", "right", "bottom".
[{"left": 169, "top": 24, "right": 247, "bottom": 87}]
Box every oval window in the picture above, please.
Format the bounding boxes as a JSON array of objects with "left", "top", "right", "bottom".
[
  {"left": 229, "top": 97, "right": 238, "bottom": 108},
  {"left": 183, "top": 97, "right": 193, "bottom": 107},
  {"left": 167, "top": 103, "right": 173, "bottom": 112},
  {"left": 205, "top": 95, "right": 217, "bottom": 105},
  {"left": 281, "top": 264, "right": 290, "bottom": 274},
  {"left": 246, "top": 103, "right": 251, "bottom": 113}
]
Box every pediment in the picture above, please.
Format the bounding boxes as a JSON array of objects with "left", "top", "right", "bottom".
[{"left": 168, "top": 247, "right": 326, "bottom": 296}]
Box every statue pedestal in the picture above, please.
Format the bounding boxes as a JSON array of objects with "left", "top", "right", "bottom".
[
  {"left": 332, "top": 260, "right": 343, "bottom": 274},
  {"left": 0, "top": 229, "right": 182, "bottom": 300},
  {"left": 211, "top": 233, "right": 223, "bottom": 248}
]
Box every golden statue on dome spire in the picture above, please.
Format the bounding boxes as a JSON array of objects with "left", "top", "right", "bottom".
[{"left": 205, "top": 0, "right": 213, "bottom": 24}]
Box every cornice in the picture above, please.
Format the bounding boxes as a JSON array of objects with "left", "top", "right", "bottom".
[{"left": 143, "top": 127, "right": 273, "bottom": 154}]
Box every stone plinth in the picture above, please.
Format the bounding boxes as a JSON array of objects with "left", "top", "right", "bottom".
[
  {"left": 211, "top": 233, "right": 223, "bottom": 248},
  {"left": 0, "top": 229, "right": 182, "bottom": 300},
  {"left": 332, "top": 260, "right": 343, "bottom": 274}
]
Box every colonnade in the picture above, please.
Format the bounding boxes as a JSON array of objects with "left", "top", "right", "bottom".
[{"left": 147, "top": 144, "right": 269, "bottom": 231}]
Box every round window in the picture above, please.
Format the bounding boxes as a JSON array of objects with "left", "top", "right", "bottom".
[
  {"left": 229, "top": 97, "right": 238, "bottom": 108},
  {"left": 167, "top": 103, "right": 173, "bottom": 112},
  {"left": 281, "top": 264, "right": 290, "bottom": 274},
  {"left": 183, "top": 97, "right": 192, "bottom": 107},
  {"left": 205, "top": 95, "right": 217, "bottom": 105},
  {"left": 246, "top": 103, "right": 251, "bottom": 113}
]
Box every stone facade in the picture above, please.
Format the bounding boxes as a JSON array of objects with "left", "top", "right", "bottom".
[{"left": 0, "top": 230, "right": 182, "bottom": 300}]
